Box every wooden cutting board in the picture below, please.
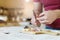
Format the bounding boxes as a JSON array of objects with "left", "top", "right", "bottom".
[{"left": 21, "top": 29, "right": 60, "bottom": 36}]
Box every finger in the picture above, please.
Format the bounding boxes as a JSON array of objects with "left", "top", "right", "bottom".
[
  {"left": 31, "top": 20, "right": 39, "bottom": 26},
  {"left": 40, "top": 19, "right": 53, "bottom": 24},
  {"left": 40, "top": 20, "right": 49, "bottom": 24},
  {"left": 31, "top": 22, "right": 36, "bottom": 26},
  {"left": 35, "top": 20, "right": 41, "bottom": 26},
  {"left": 39, "top": 13, "right": 45, "bottom": 17},
  {"left": 33, "top": 22, "right": 39, "bottom": 27},
  {"left": 37, "top": 17, "right": 47, "bottom": 21}
]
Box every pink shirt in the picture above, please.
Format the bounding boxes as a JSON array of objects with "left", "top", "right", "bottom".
[{"left": 34, "top": 0, "right": 60, "bottom": 29}]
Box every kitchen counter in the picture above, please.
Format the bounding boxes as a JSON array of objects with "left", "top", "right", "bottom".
[{"left": 0, "top": 26, "right": 60, "bottom": 40}]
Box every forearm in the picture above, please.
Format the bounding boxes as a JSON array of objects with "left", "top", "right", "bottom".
[
  {"left": 57, "top": 10, "right": 60, "bottom": 18},
  {"left": 47, "top": 10, "right": 60, "bottom": 18},
  {"left": 58, "top": 13, "right": 60, "bottom": 18},
  {"left": 33, "top": 2, "right": 42, "bottom": 16},
  {"left": 53, "top": 10, "right": 60, "bottom": 18}
]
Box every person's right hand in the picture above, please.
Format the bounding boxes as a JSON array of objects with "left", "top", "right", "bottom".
[{"left": 31, "top": 16, "right": 41, "bottom": 27}]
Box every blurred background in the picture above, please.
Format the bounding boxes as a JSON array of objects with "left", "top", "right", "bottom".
[
  {"left": 0, "top": 0, "right": 34, "bottom": 26},
  {"left": 0, "top": 0, "right": 33, "bottom": 18}
]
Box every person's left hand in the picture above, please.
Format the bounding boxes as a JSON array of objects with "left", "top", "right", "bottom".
[{"left": 37, "top": 10, "right": 59, "bottom": 24}]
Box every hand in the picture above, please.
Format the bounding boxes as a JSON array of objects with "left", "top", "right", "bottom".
[
  {"left": 37, "top": 10, "right": 59, "bottom": 24},
  {"left": 31, "top": 16, "right": 40, "bottom": 26}
]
